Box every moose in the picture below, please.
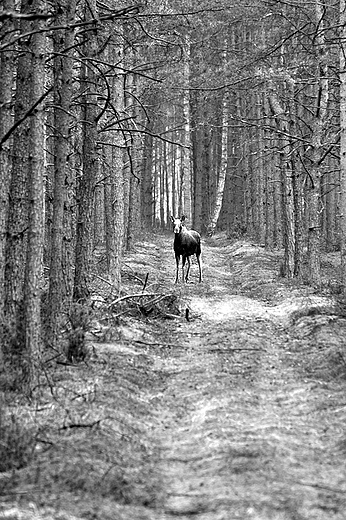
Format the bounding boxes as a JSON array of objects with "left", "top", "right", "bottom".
[{"left": 170, "top": 215, "right": 202, "bottom": 284}]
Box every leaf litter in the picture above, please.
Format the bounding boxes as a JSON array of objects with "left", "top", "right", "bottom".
[{"left": 1, "top": 232, "right": 346, "bottom": 520}]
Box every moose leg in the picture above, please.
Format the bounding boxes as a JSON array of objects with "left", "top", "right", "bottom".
[
  {"left": 185, "top": 256, "right": 191, "bottom": 282},
  {"left": 181, "top": 256, "right": 187, "bottom": 283},
  {"left": 196, "top": 253, "right": 202, "bottom": 283},
  {"left": 175, "top": 255, "right": 180, "bottom": 284}
]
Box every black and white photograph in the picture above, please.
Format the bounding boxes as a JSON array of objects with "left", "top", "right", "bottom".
[{"left": 1, "top": 0, "right": 346, "bottom": 518}]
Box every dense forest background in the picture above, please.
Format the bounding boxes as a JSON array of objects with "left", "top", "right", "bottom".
[{"left": 1, "top": 0, "right": 346, "bottom": 391}]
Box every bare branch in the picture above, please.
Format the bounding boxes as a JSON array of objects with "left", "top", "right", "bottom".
[
  {"left": 0, "top": 86, "right": 53, "bottom": 150},
  {"left": 0, "top": 10, "right": 53, "bottom": 22}
]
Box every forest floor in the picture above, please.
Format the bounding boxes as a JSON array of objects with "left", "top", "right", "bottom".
[{"left": 1, "top": 232, "right": 346, "bottom": 520}]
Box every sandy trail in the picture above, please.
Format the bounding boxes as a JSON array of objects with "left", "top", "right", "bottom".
[
  {"left": 142, "top": 235, "right": 346, "bottom": 519},
  {"left": 2, "top": 234, "right": 345, "bottom": 520}
]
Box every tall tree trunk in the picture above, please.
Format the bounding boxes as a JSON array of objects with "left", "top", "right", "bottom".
[
  {"left": 0, "top": 0, "right": 15, "bottom": 343},
  {"left": 159, "top": 144, "right": 165, "bottom": 228},
  {"left": 104, "top": 41, "right": 126, "bottom": 293},
  {"left": 180, "top": 35, "right": 192, "bottom": 220},
  {"left": 139, "top": 87, "right": 156, "bottom": 227},
  {"left": 125, "top": 67, "right": 141, "bottom": 250},
  {"left": 140, "top": 118, "right": 154, "bottom": 226},
  {"left": 233, "top": 90, "right": 246, "bottom": 236},
  {"left": 201, "top": 110, "right": 211, "bottom": 233},
  {"left": 46, "top": 0, "right": 76, "bottom": 346},
  {"left": 23, "top": 0, "right": 47, "bottom": 388},
  {"left": 340, "top": 0, "right": 346, "bottom": 290},
  {"left": 93, "top": 177, "right": 104, "bottom": 247},
  {"left": 4, "top": 0, "right": 32, "bottom": 356},
  {"left": 103, "top": 33, "right": 125, "bottom": 294},
  {"left": 171, "top": 138, "right": 177, "bottom": 218},
  {"left": 291, "top": 86, "right": 304, "bottom": 277},
  {"left": 165, "top": 133, "right": 170, "bottom": 226},
  {"left": 256, "top": 92, "right": 265, "bottom": 243},
  {"left": 263, "top": 97, "right": 274, "bottom": 248},
  {"left": 243, "top": 96, "right": 253, "bottom": 234},
  {"left": 104, "top": 139, "right": 125, "bottom": 294},
  {"left": 306, "top": 0, "right": 329, "bottom": 284},
  {"left": 191, "top": 92, "right": 203, "bottom": 229},
  {"left": 207, "top": 91, "right": 229, "bottom": 236},
  {"left": 103, "top": 152, "right": 112, "bottom": 267},
  {"left": 73, "top": 0, "right": 99, "bottom": 303},
  {"left": 267, "top": 80, "right": 295, "bottom": 277}
]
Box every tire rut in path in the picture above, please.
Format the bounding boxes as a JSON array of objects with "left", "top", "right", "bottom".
[{"left": 146, "top": 240, "right": 346, "bottom": 520}]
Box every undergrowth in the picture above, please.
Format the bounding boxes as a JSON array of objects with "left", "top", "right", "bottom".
[
  {"left": 1, "top": 235, "right": 346, "bottom": 519},
  {"left": 0, "top": 403, "right": 38, "bottom": 475}
]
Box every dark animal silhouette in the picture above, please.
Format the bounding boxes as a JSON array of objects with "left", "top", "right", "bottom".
[{"left": 170, "top": 215, "right": 202, "bottom": 284}]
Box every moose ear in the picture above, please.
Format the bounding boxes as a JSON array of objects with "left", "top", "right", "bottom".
[
  {"left": 181, "top": 215, "right": 186, "bottom": 222},
  {"left": 170, "top": 215, "right": 175, "bottom": 222}
]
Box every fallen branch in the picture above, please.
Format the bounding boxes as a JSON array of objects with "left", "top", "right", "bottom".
[
  {"left": 60, "top": 419, "right": 101, "bottom": 430},
  {"left": 293, "top": 480, "right": 346, "bottom": 494},
  {"left": 162, "top": 312, "right": 182, "bottom": 320},
  {"left": 145, "top": 294, "right": 171, "bottom": 307},
  {"left": 123, "top": 263, "right": 149, "bottom": 286},
  {"left": 108, "top": 292, "right": 161, "bottom": 308},
  {"left": 134, "top": 340, "right": 178, "bottom": 347},
  {"left": 56, "top": 361, "right": 85, "bottom": 367},
  {"left": 94, "top": 273, "right": 114, "bottom": 286}
]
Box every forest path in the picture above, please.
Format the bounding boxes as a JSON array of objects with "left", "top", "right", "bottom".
[
  {"left": 2, "top": 233, "right": 346, "bottom": 520},
  {"left": 133, "top": 233, "right": 346, "bottom": 519}
]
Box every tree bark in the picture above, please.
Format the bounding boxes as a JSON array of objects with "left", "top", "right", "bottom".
[
  {"left": 73, "top": 0, "right": 99, "bottom": 303},
  {"left": 23, "top": 0, "right": 47, "bottom": 388},
  {"left": 191, "top": 91, "right": 203, "bottom": 229},
  {"left": 0, "top": 0, "right": 15, "bottom": 339},
  {"left": 181, "top": 34, "right": 192, "bottom": 220},
  {"left": 306, "top": 0, "right": 329, "bottom": 285},
  {"left": 267, "top": 80, "right": 295, "bottom": 277},
  {"left": 125, "top": 68, "right": 141, "bottom": 250},
  {"left": 103, "top": 34, "right": 126, "bottom": 293},
  {"left": 140, "top": 117, "right": 154, "bottom": 226},
  {"left": 46, "top": 0, "right": 76, "bottom": 346},
  {"left": 4, "top": 0, "right": 32, "bottom": 322},
  {"left": 207, "top": 91, "right": 229, "bottom": 236},
  {"left": 340, "top": 0, "right": 346, "bottom": 290}
]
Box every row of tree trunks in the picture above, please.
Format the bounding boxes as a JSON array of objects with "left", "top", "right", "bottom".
[{"left": 0, "top": 0, "right": 47, "bottom": 389}]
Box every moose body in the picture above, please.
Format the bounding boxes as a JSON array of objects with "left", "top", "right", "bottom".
[{"left": 171, "top": 215, "right": 202, "bottom": 283}]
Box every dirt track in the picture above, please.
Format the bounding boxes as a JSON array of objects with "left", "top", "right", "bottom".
[
  {"left": 135, "top": 235, "right": 346, "bottom": 519},
  {"left": 1, "top": 233, "right": 346, "bottom": 520}
]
